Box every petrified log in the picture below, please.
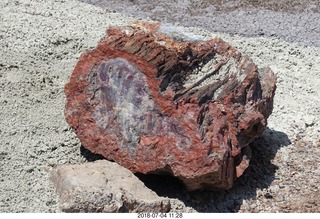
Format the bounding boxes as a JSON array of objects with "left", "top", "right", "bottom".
[{"left": 64, "top": 22, "right": 276, "bottom": 191}]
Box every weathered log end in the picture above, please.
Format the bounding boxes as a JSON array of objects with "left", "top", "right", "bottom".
[{"left": 64, "top": 22, "right": 276, "bottom": 191}]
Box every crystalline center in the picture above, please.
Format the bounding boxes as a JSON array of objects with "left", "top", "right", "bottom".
[{"left": 92, "top": 58, "right": 191, "bottom": 150}]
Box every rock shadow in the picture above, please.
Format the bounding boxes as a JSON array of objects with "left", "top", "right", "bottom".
[
  {"left": 80, "top": 145, "right": 107, "bottom": 162},
  {"left": 136, "top": 127, "right": 291, "bottom": 212}
]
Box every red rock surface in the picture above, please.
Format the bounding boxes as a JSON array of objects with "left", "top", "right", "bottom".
[{"left": 64, "top": 22, "right": 276, "bottom": 191}]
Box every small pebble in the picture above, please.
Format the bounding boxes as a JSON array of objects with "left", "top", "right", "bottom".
[
  {"left": 253, "top": 208, "right": 260, "bottom": 213},
  {"left": 24, "top": 165, "right": 36, "bottom": 173},
  {"left": 264, "top": 193, "right": 273, "bottom": 199},
  {"left": 250, "top": 203, "right": 257, "bottom": 209},
  {"left": 270, "top": 185, "right": 280, "bottom": 193},
  {"left": 304, "top": 115, "right": 315, "bottom": 127},
  {"left": 304, "top": 203, "right": 313, "bottom": 208},
  {"left": 275, "top": 194, "right": 285, "bottom": 202}
]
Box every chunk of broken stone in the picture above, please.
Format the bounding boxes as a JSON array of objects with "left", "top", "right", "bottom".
[
  {"left": 50, "top": 160, "right": 171, "bottom": 213},
  {"left": 64, "top": 22, "right": 277, "bottom": 191}
]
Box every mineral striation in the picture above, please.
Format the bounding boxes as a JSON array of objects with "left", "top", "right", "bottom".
[{"left": 64, "top": 22, "right": 276, "bottom": 191}]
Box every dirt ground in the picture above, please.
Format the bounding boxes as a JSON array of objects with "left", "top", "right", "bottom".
[
  {"left": 80, "top": 0, "right": 320, "bottom": 47},
  {"left": 0, "top": 0, "right": 319, "bottom": 213}
]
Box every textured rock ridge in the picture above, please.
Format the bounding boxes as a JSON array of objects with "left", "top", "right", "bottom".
[{"left": 64, "top": 22, "right": 277, "bottom": 191}]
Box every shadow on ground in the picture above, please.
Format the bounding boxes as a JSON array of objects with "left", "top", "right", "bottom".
[
  {"left": 79, "top": 127, "right": 291, "bottom": 212},
  {"left": 80, "top": 145, "right": 107, "bottom": 162},
  {"left": 136, "top": 128, "right": 291, "bottom": 212}
]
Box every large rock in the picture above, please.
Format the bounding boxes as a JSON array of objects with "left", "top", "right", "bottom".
[
  {"left": 64, "top": 22, "right": 276, "bottom": 191},
  {"left": 50, "top": 160, "right": 171, "bottom": 212}
]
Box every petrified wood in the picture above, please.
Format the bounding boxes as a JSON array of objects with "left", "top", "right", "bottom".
[{"left": 64, "top": 22, "right": 276, "bottom": 191}]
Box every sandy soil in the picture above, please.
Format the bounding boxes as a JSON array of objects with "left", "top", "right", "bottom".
[
  {"left": 0, "top": 0, "right": 319, "bottom": 213},
  {"left": 81, "top": 0, "right": 320, "bottom": 47}
]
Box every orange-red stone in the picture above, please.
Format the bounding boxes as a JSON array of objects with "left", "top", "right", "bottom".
[{"left": 64, "top": 22, "right": 276, "bottom": 191}]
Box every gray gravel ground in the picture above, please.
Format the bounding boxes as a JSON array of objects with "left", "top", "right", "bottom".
[
  {"left": 80, "top": 0, "right": 320, "bottom": 47},
  {"left": 0, "top": 0, "right": 319, "bottom": 213}
]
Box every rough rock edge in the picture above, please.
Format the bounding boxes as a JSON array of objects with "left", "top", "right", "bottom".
[{"left": 50, "top": 160, "right": 171, "bottom": 213}]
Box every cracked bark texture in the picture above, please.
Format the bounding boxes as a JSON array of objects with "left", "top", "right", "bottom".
[{"left": 64, "top": 22, "right": 277, "bottom": 191}]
